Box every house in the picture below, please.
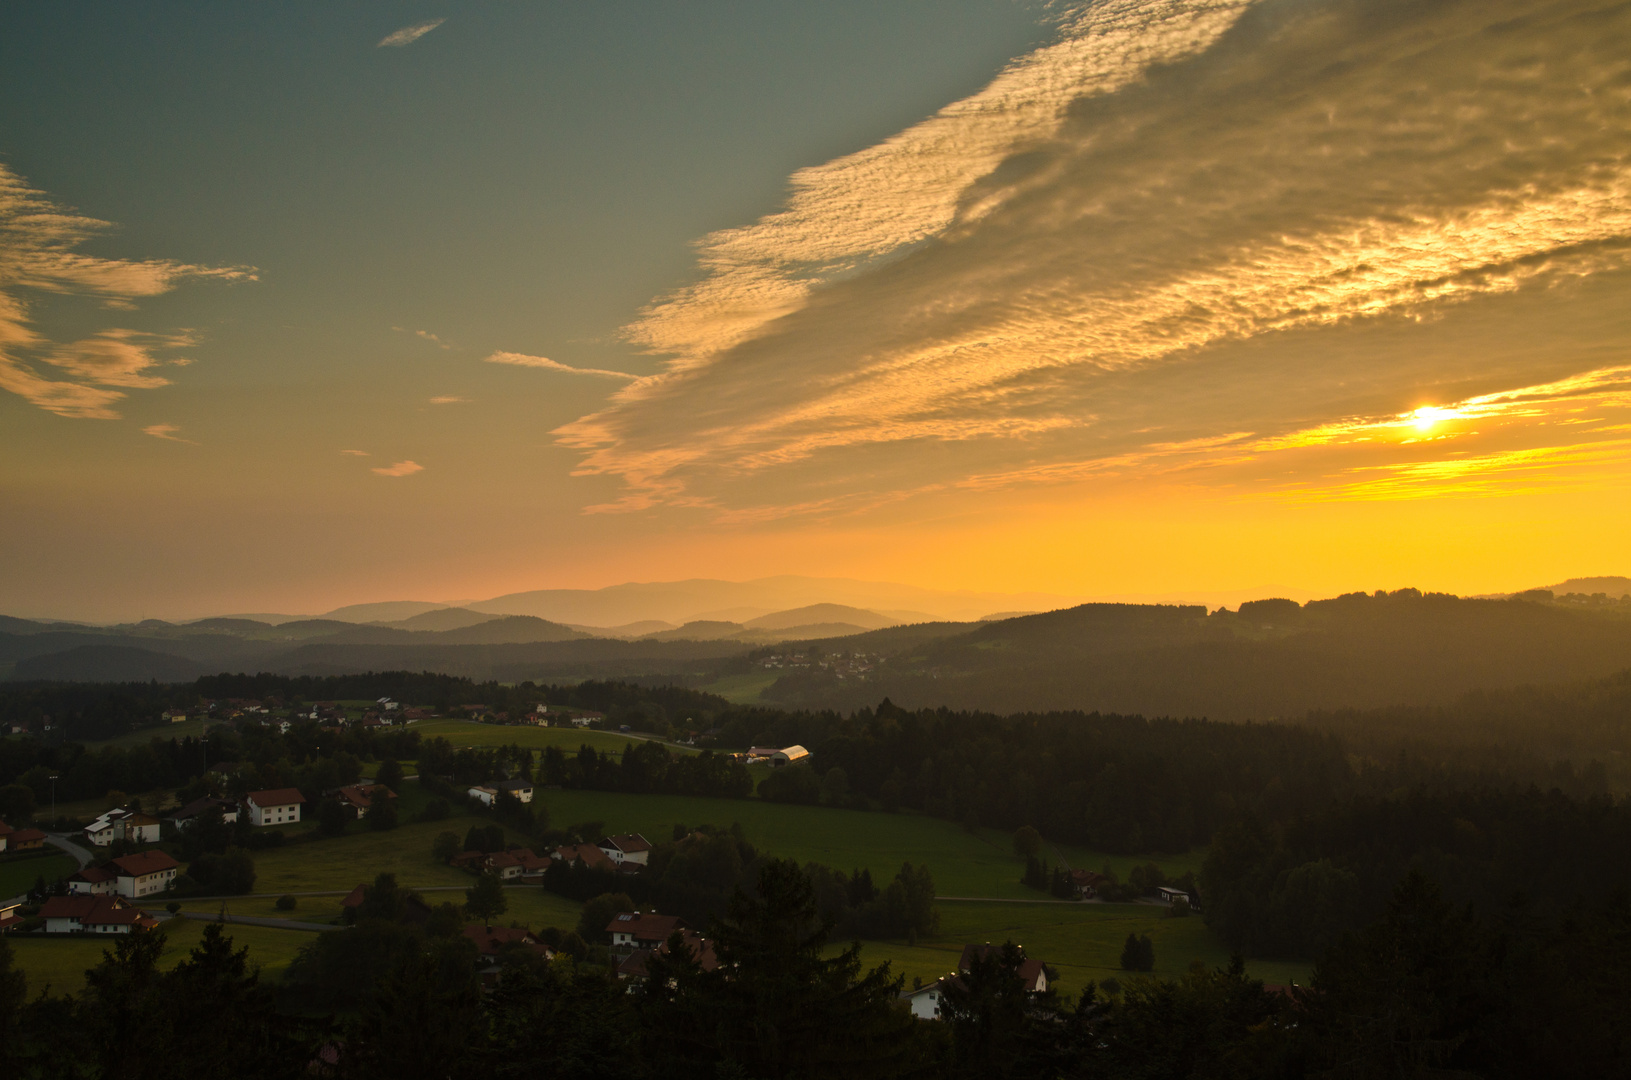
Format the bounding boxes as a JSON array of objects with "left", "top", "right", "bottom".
[
  {"left": 596, "top": 833, "right": 653, "bottom": 867},
  {"left": 1067, "top": 869, "right": 1107, "bottom": 899},
  {"left": 66, "top": 864, "right": 121, "bottom": 896},
  {"left": 482, "top": 851, "right": 523, "bottom": 880},
  {"left": 39, "top": 894, "right": 157, "bottom": 934},
  {"left": 467, "top": 786, "right": 500, "bottom": 807},
  {"left": 168, "top": 796, "right": 239, "bottom": 829},
  {"left": 83, "top": 808, "right": 163, "bottom": 847},
  {"left": 551, "top": 843, "right": 616, "bottom": 872},
  {"left": 111, "top": 850, "right": 179, "bottom": 898},
  {"left": 0, "top": 902, "right": 22, "bottom": 933},
  {"left": 333, "top": 783, "right": 397, "bottom": 818},
  {"left": 1157, "top": 885, "right": 1196, "bottom": 909},
  {"left": 462, "top": 923, "right": 551, "bottom": 960},
  {"left": 0, "top": 820, "right": 12, "bottom": 853},
  {"left": 772, "top": 745, "right": 810, "bottom": 766},
  {"left": 491, "top": 779, "right": 534, "bottom": 804},
  {"left": 959, "top": 944, "right": 1049, "bottom": 993},
  {"left": 903, "top": 976, "right": 955, "bottom": 1019},
  {"left": 9, "top": 828, "right": 46, "bottom": 853},
  {"left": 163, "top": 709, "right": 189, "bottom": 723},
  {"left": 245, "top": 788, "right": 305, "bottom": 826},
  {"left": 615, "top": 927, "right": 717, "bottom": 981},
  {"left": 606, "top": 910, "right": 685, "bottom": 957}
]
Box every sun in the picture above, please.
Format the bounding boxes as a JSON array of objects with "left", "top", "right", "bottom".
[{"left": 1409, "top": 405, "right": 1456, "bottom": 432}]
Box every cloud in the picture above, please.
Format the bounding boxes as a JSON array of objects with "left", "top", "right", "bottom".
[
  {"left": 378, "top": 19, "right": 445, "bottom": 48},
  {"left": 340, "top": 449, "right": 371, "bottom": 456},
  {"left": 371, "top": 460, "right": 424, "bottom": 477},
  {"left": 142, "top": 423, "right": 198, "bottom": 445},
  {"left": 428, "top": 395, "right": 468, "bottom": 404},
  {"left": 0, "top": 163, "right": 253, "bottom": 419},
  {"left": 554, "top": 0, "right": 1631, "bottom": 518},
  {"left": 394, "top": 326, "right": 451, "bottom": 348},
  {"left": 485, "top": 351, "right": 636, "bottom": 380}
]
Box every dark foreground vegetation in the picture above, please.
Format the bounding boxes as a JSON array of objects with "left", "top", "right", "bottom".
[{"left": 2, "top": 860, "right": 1625, "bottom": 1079}]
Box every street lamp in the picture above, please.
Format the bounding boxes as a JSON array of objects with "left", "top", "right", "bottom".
[{"left": 48, "top": 774, "right": 58, "bottom": 825}]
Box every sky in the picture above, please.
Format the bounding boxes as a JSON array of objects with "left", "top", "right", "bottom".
[{"left": 3, "top": 0, "right": 1629, "bottom": 621}]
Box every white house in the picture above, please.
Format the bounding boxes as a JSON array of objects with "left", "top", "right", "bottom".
[
  {"left": 903, "top": 977, "right": 953, "bottom": 1019},
  {"left": 1157, "top": 886, "right": 1194, "bottom": 907},
  {"left": 596, "top": 833, "right": 653, "bottom": 866},
  {"left": 67, "top": 865, "right": 120, "bottom": 896},
  {"left": 245, "top": 788, "right": 306, "bottom": 826},
  {"left": 112, "top": 850, "right": 179, "bottom": 899},
  {"left": 168, "top": 796, "right": 239, "bottom": 829},
  {"left": 467, "top": 785, "right": 499, "bottom": 807},
  {"left": 606, "top": 910, "right": 684, "bottom": 956},
  {"left": 82, "top": 808, "right": 163, "bottom": 847}
]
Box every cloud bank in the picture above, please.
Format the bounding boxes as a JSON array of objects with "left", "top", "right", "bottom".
[
  {"left": 0, "top": 164, "right": 253, "bottom": 419},
  {"left": 556, "top": 0, "right": 1631, "bottom": 516}
]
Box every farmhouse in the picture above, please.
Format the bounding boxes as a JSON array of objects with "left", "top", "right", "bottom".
[
  {"left": 245, "top": 788, "right": 305, "bottom": 826},
  {"left": 552, "top": 843, "right": 616, "bottom": 872},
  {"left": 8, "top": 828, "right": 46, "bottom": 853},
  {"left": 333, "top": 783, "right": 397, "bottom": 818},
  {"left": 112, "top": 850, "right": 179, "bottom": 898},
  {"left": 616, "top": 926, "right": 717, "bottom": 980},
  {"left": 596, "top": 833, "right": 653, "bottom": 867},
  {"left": 39, "top": 895, "right": 157, "bottom": 934},
  {"left": 606, "top": 910, "right": 685, "bottom": 957}
]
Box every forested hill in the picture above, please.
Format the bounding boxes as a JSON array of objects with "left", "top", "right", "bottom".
[{"left": 761, "top": 590, "right": 1631, "bottom": 719}]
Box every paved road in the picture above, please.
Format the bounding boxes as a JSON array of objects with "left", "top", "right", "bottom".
[{"left": 46, "top": 832, "right": 95, "bottom": 870}]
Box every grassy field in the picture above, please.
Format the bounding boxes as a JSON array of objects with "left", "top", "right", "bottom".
[
  {"left": 0, "top": 849, "right": 79, "bottom": 898},
  {"left": 838, "top": 901, "right": 1311, "bottom": 1000},
  {"left": 537, "top": 789, "right": 1204, "bottom": 901},
  {"left": 699, "top": 672, "right": 778, "bottom": 704},
  {"left": 6, "top": 916, "right": 319, "bottom": 996},
  {"left": 411, "top": 719, "right": 672, "bottom": 755},
  {"left": 86, "top": 718, "right": 215, "bottom": 749}
]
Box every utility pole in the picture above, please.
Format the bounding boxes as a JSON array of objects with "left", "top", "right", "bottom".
[{"left": 48, "top": 774, "right": 58, "bottom": 825}]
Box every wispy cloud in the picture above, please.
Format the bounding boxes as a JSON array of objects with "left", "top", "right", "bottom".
[
  {"left": 0, "top": 163, "right": 253, "bottom": 419},
  {"left": 485, "top": 351, "right": 636, "bottom": 381},
  {"left": 394, "top": 326, "right": 452, "bottom": 348},
  {"left": 428, "top": 395, "right": 468, "bottom": 404},
  {"left": 371, "top": 460, "right": 424, "bottom": 477},
  {"left": 142, "top": 423, "right": 198, "bottom": 445},
  {"left": 378, "top": 19, "right": 445, "bottom": 48},
  {"left": 555, "top": 0, "right": 1631, "bottom": 518},
  {"left": 340, "top": 449, "right": 371, "bottom": 457}
]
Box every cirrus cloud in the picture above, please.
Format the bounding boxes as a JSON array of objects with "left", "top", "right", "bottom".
[
  {"left": 0, "top": 163, "right": 254, "bottom": 419},
  {"left": 378, "top": 19, "right": 445, "bottom": 48},
  {"left": 555, "top": 0, "right": 1631, "bottom": 518},
  {"left": 485, "top": 351, "right": 636, "bottom": 380}
]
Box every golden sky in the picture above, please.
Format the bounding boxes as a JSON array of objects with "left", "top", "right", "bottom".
[{"left": 2, "top": 0, "right": 1629, "bottom": 619}]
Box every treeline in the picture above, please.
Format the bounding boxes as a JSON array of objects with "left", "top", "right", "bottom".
[
  {"left": 539, "top": 742, "right": 752, "bottom": 799},
  {"left": 0, "top": 715, "right": 420, "bottom": 815},
  {"left": 1202, "top": 784, "right": 1631, "bottom": 958}
]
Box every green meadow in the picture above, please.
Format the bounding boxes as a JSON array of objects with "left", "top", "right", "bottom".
[
  {"left": 409, "top": 719, "right": 660, "bottom": 755},
  {"left": 0, "top": 850, "right": 79, "bottom": 898},
  {"left": 6, "top": 916, "right": 319, "bottom": 996}
]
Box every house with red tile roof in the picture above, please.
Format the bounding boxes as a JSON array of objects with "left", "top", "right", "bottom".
[
  {"left": 596, "top": 833, "right": 652, "bottom": 867},
  {"left": 39, "top": 895, "right": 157, "bottom": 934},
  {"left": 615, "top": 927, "right": 718, "bottom": 981},
  {"left": 245, "top": 788, "right": 305, "bottom": 826},
  {"left": 551, "top": 843, "right": 615, "bottom": 872},
  {"left": 332, "top": 783, "right": 396, "bottom": 818},
  {"left": 67, "top": 864, "right": 121, "bottom": 896},
  {"left": 8, "top": 828, "right": 46, "bottom": 853},
  {"left": 111, "top": 850, "right": 179, "bottom": 899},
  {"left": 0, "top": 820, "right": 13, "bottom": 854},
  {"left": 606, "top": 910, "right": 686, "bottom": 957}
]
